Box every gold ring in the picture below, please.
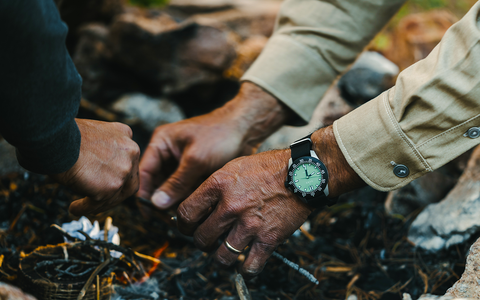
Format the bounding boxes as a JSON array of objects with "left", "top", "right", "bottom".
[{"left": 224, "top": 240, "right": 243, "bottom": 254}]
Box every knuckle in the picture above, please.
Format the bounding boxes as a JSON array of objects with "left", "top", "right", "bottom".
[
  {"left": 108, "top": 178, "right": 124, "bottom": 191},
  {"left": 167, "top": 175, "right": 184, "bottom": 192},
  {"left": 177, "top": 203, "right": 194, "bottom": 225},
  {"left": 256, "top": 241, "right": 277, "bottom": 254},
  {"left": 193, "top": 232, "right": 209, "bottom": 250},
  {"left": 215, "top": 252, "right": 234, "bottom": 268}
]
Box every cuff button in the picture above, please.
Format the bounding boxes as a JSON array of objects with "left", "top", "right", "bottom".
[
  {"left": 393, "top": 165, "right": 409, "bottom": 178},
  {"left": 465, "top": 127, "right": 480, "bottom": 139}
]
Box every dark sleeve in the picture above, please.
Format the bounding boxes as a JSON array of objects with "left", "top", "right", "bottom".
[{"left": 0, "top": 0, "right": 82, "bottom": 174}]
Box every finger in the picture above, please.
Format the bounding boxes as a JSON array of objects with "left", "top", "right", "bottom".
[
  {"left": 69, "top": 197, "right": 104, "bottom": 216},
  {"left": 240, "top": 240, "right": 277, "bottom": 278},
  {"left": 113, "top": 122, "right": 133, "bottom": 138},
  {"left": 151, "top": 156, "right": 203, "bottom": 209},
  {"left": 177, "top": 176, "right": 222, "bottom": 235},
  {"left": 122, "top": 154, "right": 141, "bottom": 200},
  {"left": 214, "top": 224, "right": 253, "bottom": 268},
  {"left": 69, "top": 185, "right": 124, "bottom": 216},
  {"left": 192, "top": 203, "right": 235, "bottom": 251},
  {"left": 138, "top": 144, "right": 169, "bottom": 201}
]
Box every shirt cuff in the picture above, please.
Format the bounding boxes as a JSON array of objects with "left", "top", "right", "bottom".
[
  {"left": 15, "top": 118, "right": 81, "bottom": 174},
  {"left": 241, "top": 34, "right": 337, "bottom": 126},
  {"left": 333, "top": 90, "right": 433, "bottom": 191}
]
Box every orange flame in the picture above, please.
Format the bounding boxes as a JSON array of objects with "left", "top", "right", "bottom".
[{"left": 138, "top": 241, "right": 169, "bottom": 283}]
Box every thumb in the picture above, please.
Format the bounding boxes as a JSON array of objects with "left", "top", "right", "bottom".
[
  {"left": 151, "top": 158, "right": 201, "bottom": 209},
  {"left": 69, "top": 197, "right": 104, "bottom": 216}
]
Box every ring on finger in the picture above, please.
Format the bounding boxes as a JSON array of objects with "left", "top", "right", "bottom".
[{"left": 224, "top": 240, "right": 243, "bottom": 254}]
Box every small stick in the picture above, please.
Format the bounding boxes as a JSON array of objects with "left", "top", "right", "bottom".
[
  {"left": 133, "top": 251, "right": 175, "bottom": 272},
  {"left": 272, "top": 252, "right": 319, "bottom": 285},
  {"left": 235, "top": 273, "right": 252, "bottom": 300},
  {"left": 104, "top": 217, "right": 112, "bottom": 242},
  {"left": 77, "top": 257, "right": 111, "bottom": 300},
  {"left": 96, "top": 275, "right": 100, "bottom": 300}
]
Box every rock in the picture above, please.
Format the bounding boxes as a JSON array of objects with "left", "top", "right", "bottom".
[
  {"left": 0, "top": 282, "right": 37, "bottom": 300},
  {"left": 408, "top": 146, "right": 480, "bottom": 251},
  {"left": 108, "top": 9, "right": 236, "bottom": 95},
  {"left": 381, "top": 10, "right": 457, "bottom": 71},
  {"left": 0, "top": 139, "right": 25, "bottom": 176},
  {"left": 73, "top": 23, "right": 110, "bottom": 102},
  {"left": 418, "top": 295, "right": 473, "bottom": 300},
  {"left": 338, "top": 51, "right": 399, "bottom": 107},
  {"left": 225, "top": 35, "right": 268, "bottom": 80},
  {"left": 190, "top": 0, "right": 281, "bottom": 39},
  {"left": 386, "top": 152, "right": 471, "bottom": 217},
  {"left": 111, "top": 93, "right": 185, "bottom": 131},
  {"left": 445, "top": 236, "right": 480, "bottom": 298},
  {"left": 56, "top": 0, "right": 125, "bottom": 51}
]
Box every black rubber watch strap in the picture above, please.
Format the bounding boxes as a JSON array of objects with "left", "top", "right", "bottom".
[{"left": 290, "top": 134, "right": 313, "bottom": 161}]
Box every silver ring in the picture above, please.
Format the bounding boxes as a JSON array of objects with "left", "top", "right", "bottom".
[{"left": 224, "top": 240, "right": 243, "bottom": 254}]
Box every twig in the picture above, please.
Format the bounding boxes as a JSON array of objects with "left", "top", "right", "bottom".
[
  {"left": 235, "top": 273, "right": 252, "bottom": 300},
  {"left": 77, "top": 256, "right": 111, "bottom": 300},
  {"left": 96, "top": 275, "right": 100, "bottom": 300},
  {"left": 271, "top": 252, "right": 319, "bottom": 285}
]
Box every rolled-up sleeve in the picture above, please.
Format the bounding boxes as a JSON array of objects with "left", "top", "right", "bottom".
[
  {"left": 241, "top": 0, "right": 406, "bottom": 125},
  {"left": 334, "top": 1, "right": 480, "bottom": 190}
]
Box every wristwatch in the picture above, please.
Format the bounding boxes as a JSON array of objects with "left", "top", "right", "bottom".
[{"left": 285, "top": 135, "right": 336, "bottom": 208}]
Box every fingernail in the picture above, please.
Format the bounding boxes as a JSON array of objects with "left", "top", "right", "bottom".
[{"left": 152, "top": 191, "right": 173, "bottom": 209}]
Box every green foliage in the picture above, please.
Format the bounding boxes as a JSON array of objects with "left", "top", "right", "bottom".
[{"left": 128, "top": 0, "right": 169, "bottom": 8}]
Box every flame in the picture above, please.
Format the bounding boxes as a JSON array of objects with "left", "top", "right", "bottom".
[{"left": 138, "top": 241, "right": 169, "bottom": 283}]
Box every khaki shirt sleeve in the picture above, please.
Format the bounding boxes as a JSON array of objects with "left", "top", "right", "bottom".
[
  {"left": 241, "top": 0, "right": 406, "bottom": 125},
  {"left": 334, "top": 1, "right": 480, "bottom": 191}
]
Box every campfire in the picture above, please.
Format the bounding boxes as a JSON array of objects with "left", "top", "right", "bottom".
[{"left": 0, "top": 172, "right": 472, "bottom": 299}]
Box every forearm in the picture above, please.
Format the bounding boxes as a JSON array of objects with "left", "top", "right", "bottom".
[
  {"left": 222, "top": 82, "right": 293, "bottom": 148},
  {"left": 334, "top": 1, "right": 480, "bottom": 191},
  {"left": 242, "top": 0, "right": 406, "bottom": 124},
  {"left": 0, "top": 0, "right": 82, "bottom": 174}
]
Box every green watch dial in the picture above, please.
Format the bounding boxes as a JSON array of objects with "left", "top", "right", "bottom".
[{"left": 292, "top": 162, "right": 325, "bottom": 193}]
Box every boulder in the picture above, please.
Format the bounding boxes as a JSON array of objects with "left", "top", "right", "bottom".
[
  {"left": 190, "top": 0, "right": 281, "bottom": 39},
  {"left": 445, "top": 236, "right": 480, "bottom": 298},
  {"left": 73, "top": 23, "right": 110, "bottom": 102},
  {"left": 111, "top": 94, "right": 185, "bottom": 132},
  {"left": 56, "top": 0, "right": 125, "bottom": 51},
  {"left": 408, "top": 146, "right": 480, "bottom": 251},
  {"left": 108, "top": 9, "right": 236, "bottom": 95},
  {"left": 337, "top": 51, "right": 399, "bottom": 107}
]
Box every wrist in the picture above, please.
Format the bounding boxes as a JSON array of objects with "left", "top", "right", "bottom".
[
  {"left": 310, "top": 126, "right": 366, "bottom": 197},
  {"left": 223, "top": 82, "right": 293, "bottom": 147}
]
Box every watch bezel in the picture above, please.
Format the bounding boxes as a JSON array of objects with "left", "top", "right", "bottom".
[{"left": 286, "top": 156, "right": 329, "bottom": 199}]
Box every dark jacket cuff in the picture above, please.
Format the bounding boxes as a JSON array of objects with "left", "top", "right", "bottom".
[{"left": 15, "top": 119, "right": 81, "bottom": 174}]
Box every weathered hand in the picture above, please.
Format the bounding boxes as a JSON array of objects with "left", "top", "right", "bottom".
[
  {"left": 138, "top": 82, "right": 292, "bottom": 210},
  {"left": 177, "top": 126, "right": 365, "bottom": 277},
  {"left": 177, "top": 150, "right": 312, "bottom": 277},
  {"left": 51, "top": 119, "right": 140, "bottom": 216}
]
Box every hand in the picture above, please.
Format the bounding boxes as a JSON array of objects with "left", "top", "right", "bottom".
[
  {"left": 177, "top": 126, "right": 365, "bottom": 277},
  {"left": 138, "top": 82, "right": 292, "bottom": 210},
  {"left": 51, "top": 119, "right": 140, "bottom": 216}
]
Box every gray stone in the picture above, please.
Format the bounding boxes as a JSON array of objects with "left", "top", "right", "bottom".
[
  {"left": 408, "top": 146, "right": 480, "bottom": 251},
  {"left": 111, "top": 94, "right": 185, "bottom": 131},
  {"left": 444, "top": 236, "right": 480, "bottom": 298},
  {"left": 338, "top": 51, "right": 399, "bottom": 107},
  {"left": 0, "top": 139, "right": 25, "bottom": 176}
]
